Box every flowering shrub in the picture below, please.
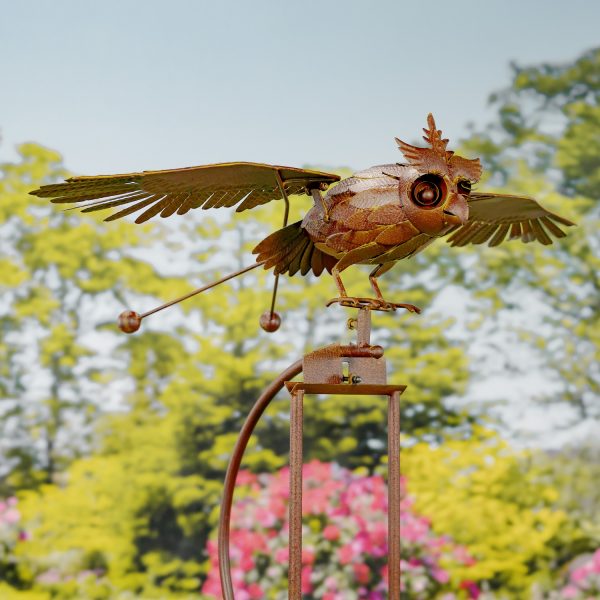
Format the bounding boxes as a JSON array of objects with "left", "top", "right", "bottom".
[
  {"left": 0, "top": 497, "right": 26, "bottom": 584},
  {"left": 202, "top": 461, "right": 481, "bottom": 599},
  {"left": 544, "top": 550, "right": 600, "bottom": 599}
]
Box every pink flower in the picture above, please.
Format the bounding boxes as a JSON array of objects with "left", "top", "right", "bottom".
[
  {"left": 201, "top": 462, "right": 483, "bottom": 598},
  {"left": 432, "top": 567, "right": 450, "bottom": 583},
  {"left": 246, "top": 583, "right": 263, "bottom": 599},
  {"left": 323, "top": 524, "right": 340, "bottom": 541},
  {"left": 338, "top": 543, "right": 354, "bottom": 565},
  {"left": 302, "top": 547, "right": 315, "bottom": 565},
  {"left": 275, "top": 547, "right": 289, "bottom": 563},
  {"left": 353, "top": 562, "right": 370, "bottom": 584},
  {"left": 3, "top": 508, "right": 20, "bottom": 524},
  {"left": 301, "top": 565, "right": 313, "bottom": 594},
  {"left": 459, "top": 580, "right": 481, "bottom": 599}
]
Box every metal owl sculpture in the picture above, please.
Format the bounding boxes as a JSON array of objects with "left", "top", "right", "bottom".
[{"left": 31, "top": 114, "right": 574, "bottom": 332}]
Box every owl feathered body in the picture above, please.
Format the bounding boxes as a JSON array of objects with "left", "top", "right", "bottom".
[{"left": 30, "top": 114, "right": 575, "bottom": 297}]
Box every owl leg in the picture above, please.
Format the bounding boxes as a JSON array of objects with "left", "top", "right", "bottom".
[
  {"left": 326, "top": 245, "right": 420, "bottom": 313},
  {"left": 327, "top": 244, "right": 380, "bottom": 308},
  {"left": 332, "top": 266, "right": 349, "bottom": 297},
  {"left": 369, "top": 263, "right": 421, "bottom": 314},
  {"left": 368, "top": 262, "right": 395, "bottom": 300}
]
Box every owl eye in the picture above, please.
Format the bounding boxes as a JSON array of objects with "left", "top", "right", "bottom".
[
  {"left": 410, "top": 175, "right": 445, "bottom": 207},
  {"left": 458, "top": 180, "right": 472, "bottom": 195}
]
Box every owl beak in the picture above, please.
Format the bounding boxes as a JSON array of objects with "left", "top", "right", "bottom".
[{"left": 442, "top": 193, "right": 469, "bottom": 225}]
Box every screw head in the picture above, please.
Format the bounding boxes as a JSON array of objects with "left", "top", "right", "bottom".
[
  {"left": 118, "top": 310, "right": 142, "bottom": 334},
  {"left": 259, "top": 311, "right": 281, "bottom": 333}
]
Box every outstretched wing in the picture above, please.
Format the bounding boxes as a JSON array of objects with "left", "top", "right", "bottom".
[
  {"left": 445, "top": 192, "right": 575, "bottom": 247},
  {"left": 30, "top": 162, "right": 340, "bottom": 224}
]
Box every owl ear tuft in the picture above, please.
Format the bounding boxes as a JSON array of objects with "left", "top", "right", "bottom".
[
  {"left": 422, "top": 113, "right": 449, "bottom": 154},
  {"left": 395, "top": 114, "right": 483, "bottom": 183}
]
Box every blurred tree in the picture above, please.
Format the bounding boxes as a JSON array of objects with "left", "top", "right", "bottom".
[
  {"left": 1, "top": 153, "right": 474, "bottom": 595},
  {"left": 401, "top": 428, "right": 585, "bottom": 597},
  {"left": 457, "top": 46, "right": 599, "bottom": 422},
  {"left": 0, "top": 143, "right": 192, "bottom": 490}
]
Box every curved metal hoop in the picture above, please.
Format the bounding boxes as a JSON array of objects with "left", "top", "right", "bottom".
[{"left": 218, "top": 360, "right": 303, "bottom": 600}]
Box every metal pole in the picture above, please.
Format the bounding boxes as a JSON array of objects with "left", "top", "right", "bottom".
[
  {"left": 388, "top": 390, "right": 401, "bottom": 600},
  {"left": 218, "top": 360, "right": 303, "bottom": 600},
  {"left": 288, "top": 389, "right": 304, "bottom": 599}
]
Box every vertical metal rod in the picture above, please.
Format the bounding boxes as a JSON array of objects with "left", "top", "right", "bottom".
[
  {"left": 265, "top": 170, "right": 291, "bottom": 320},
  {"left": 388, "top": 391, "right": 401, "bottom": 600},
  {"left": 356, "top": 307, "right": 372, "bottom": 346},
  {"left": 218, "top": 361, "right": 303, "bottom": 600},
  {"left": 288, "top": 389, "right": 304, "bottom": 599}
]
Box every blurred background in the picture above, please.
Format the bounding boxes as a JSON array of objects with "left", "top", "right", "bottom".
[{"left": 1, "top": 1, "right": 599, "bottom": 598}]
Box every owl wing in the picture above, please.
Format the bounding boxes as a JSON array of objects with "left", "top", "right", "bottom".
[
  {"left": 445, "top": 192, "right": 575, "bottom": 247},
  {"left": 30, "top": 162, "right": 340, "bottom": 224}
]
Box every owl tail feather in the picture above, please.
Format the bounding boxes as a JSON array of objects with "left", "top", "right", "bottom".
[{"left": 253, "top": 221, "right": 336, "bottom": 277}]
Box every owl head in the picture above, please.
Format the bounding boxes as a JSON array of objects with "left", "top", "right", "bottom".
[{"left": 394, "top": 114, "right": 481, "bottom": 235}]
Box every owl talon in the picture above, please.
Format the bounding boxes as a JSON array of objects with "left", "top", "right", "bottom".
[{"left": 326, "top": 297, "right": 421, "bottom": 314}]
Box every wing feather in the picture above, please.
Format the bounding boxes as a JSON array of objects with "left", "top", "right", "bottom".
[
  {"left": 488, "top": 223, "right": 510, "bottom": 247},
  {"left": 104, "top": 195, "right": 161, "bottom": 222},
  {"left": 540, "top": 216, "right": 567, "bottom": 238},
  {"left": 530, "top": 219, "right": 552, "bottom": 245},
  {"left": 31, "top": 162, "right": 340, "bottom": 222},
  {"left": 79, "top": 191, "right": 150, "bottom": 213},
  {"left": 445, "top": 192, "right": 575, "bottom": 248}
]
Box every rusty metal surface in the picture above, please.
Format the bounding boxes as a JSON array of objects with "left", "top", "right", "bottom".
[
  {"left": 388, "top": 391, "right": 401, "bottom": 600},
  {"left": 30, "top": 162, "right": 339, "bottom": 223},
  {"left": 29, "top": 115, "right": 577, "bottom": 596},
  {"left": 285, "top": 382, "right": 406, "bottom": 396},
  {"left": 218, "top": 360, "right": 303, "bottom": 600},
  {"left": 33, "top": 114, "right": 575, "bottom": 334},
  {"left": 118, "top": 261, "right": 266, "bottom": 333},
  {"left": 289, "top": 390, "right": 304, "bottom": 600},
  {"left": 303, "top": 308, "right": 388, "bottom": 385}
]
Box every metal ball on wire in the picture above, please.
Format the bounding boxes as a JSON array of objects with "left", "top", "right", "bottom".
[
  {"left": 259, "top": 311, "right": 281, "bottom": 332},
  {"left": 118, "top": 310, "right": 142, "bottom": 334}
]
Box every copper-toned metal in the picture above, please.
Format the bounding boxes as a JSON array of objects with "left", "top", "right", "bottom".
[
  {"left": 285, "top": 382, "right": 406, "bottom": 396},
  {"left": 388, "top": 390, "right": 401, "bottom": 600},
  {"left": 31, "top": 114, "right": 575, "bottom": 324},
  {"left": 29, "top": 117, "right": 576, "bottom": 595},
  {"left": 261, "top": 171, "right": 291, "bottom": 331},
  {"left": 217, "top": 307, "right": 405, "bottom": 598},
  {"left": 116, "top": 261, "right": 265, "bottom": 332},
  {"left": 281, "top": 308, "right": 405, "bottom": 599},
  {"left": 289, "top": 389, "right": 304, "bottom": 600},
  {"left": 218, "top": 360, "right": 303, "bottom": 600},
  {"left": 117, "top": 310, "right": 142, "bottom": 333},
  {"left": 258, "top": 310, "right": 281, "bottom": 332}
]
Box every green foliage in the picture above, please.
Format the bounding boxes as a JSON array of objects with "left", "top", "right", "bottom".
[
  {"left": 402, "top": 429, "right": 585, "bottom": 597},
  {"left": 0, "top": 143, "right": 190, "bottom": 490},
  {"left": 2, "top": 45, "right": 598, "bottom": 598},
  {"left": 458, "top": 47, "right": 600, "bottom": 422},
  {"left": 0, "top": 146, "right": 472, "bottom": 596},
  {"left": 529, "top": 439, "right": 600, "bottom": 545}
]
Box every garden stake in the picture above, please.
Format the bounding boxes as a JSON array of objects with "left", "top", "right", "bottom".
[{"left": 31, "top": 114, "right": 577, "bottom": 597}]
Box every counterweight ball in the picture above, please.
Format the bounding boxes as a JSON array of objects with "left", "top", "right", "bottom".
[
  {"left": 259, "top": 311, "right": 281, "bottom": 333},
  {"left": 118, "top": 310, "right": 142, "bottom": 334}
]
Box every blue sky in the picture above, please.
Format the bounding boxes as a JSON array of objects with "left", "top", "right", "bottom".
[
  {"left": 2, "top": 0, "right": 599, "bottom": 175},
  {"left": 2, "top": 0, "right": 596, "bottom": 445}
]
